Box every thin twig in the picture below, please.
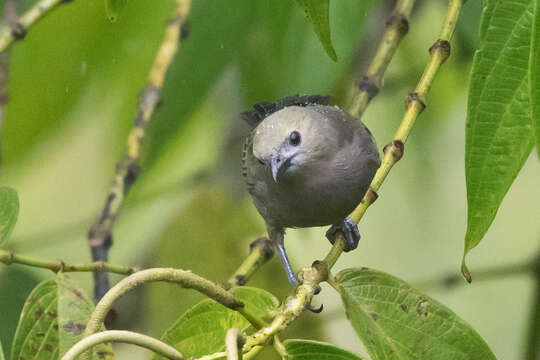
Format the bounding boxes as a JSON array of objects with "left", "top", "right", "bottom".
[
  {"left": 0, "top": 0, "right": 72, "bottom": 53},
  {"left": 0, "top": 248, "right": 138, "bottom": 275},
  {"left": 225, "top": 237, "right": 274, "bottom": 288},
  {"left": 347, "top": 0, "right": 416, "bottom": 119},
  {"left": 0, "top": 0, "right": 16, "bottom": 164},
  {"left": 241, "top": 261, "right": 328, "bottom": 353},
  {"left": 62, "top": 330, "right": 184, "bottom": 360},
  {"left": 84, "top": 268, "right": 244, "bottom": 340},
  {"left": 325, "top": 0, "right": 464, "bottom": 266},
  {"left": 88, "top": 0, "right": 191, "bottom": 302}
]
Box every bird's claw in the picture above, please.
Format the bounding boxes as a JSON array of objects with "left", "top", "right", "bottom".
[
  {"left": 325, "top": 217, "right": 361, "bottom": 252},
  {"left": 307, "top": 302, "right": 324, "bottom": 313}
]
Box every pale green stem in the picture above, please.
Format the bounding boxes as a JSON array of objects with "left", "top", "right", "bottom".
[
  {"left": 325, "top": 0, "right": 464, "bottom": 267},
  {"left": 61, "top": 330, "right": 183, "bottom": 360},
  {"left": 348, "top": 0, "right": 416, "bottom": 119},
  {"left": 0, "top": 248, "right": 137, "bottom": 275},
  {"left": 242, "top": 262, "right": 328, "bottom": 353},
  {"left": 84, "top": 268, "right": 243, "bottom": 339}
]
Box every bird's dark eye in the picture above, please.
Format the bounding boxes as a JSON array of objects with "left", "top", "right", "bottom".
[{"left": 289, "top": 131, "right": 301, "bottom": 146}]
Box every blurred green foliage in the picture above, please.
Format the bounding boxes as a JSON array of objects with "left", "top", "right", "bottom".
[{"left": 0, "top": 0, "right": 538, "bottom": 359}]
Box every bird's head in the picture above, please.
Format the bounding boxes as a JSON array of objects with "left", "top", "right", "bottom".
[{"left": 252, "top": 105, "right": 337, "bottom": 183}]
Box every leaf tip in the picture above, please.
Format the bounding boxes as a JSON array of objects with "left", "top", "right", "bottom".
[
  {"left": 461, "top": 259, "right": 472, "bottom": 283},
  {"left": 327, "top": 47, "right": 338, "bottom": 62}
]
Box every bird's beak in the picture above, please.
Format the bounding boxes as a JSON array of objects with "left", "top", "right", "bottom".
[
  {"left": 271, "top": 155, "right": 282, "bottom": 183},
  {"left": 271, "top": 153, "right": 295, "bottom": 183}
]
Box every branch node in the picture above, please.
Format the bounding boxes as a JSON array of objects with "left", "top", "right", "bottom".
[
  {"left": 11, "top": 23, "right": 26, "bottom": 40},
  {"left": 365, "top": 188, "right": 379, "bottom": 205},
  {"left": 235, "top": 275, "right": 247, "bottom": 286},
  {"left": 383, "top": 140, "right": 404, "bottom": 161},
  {"left": 429, "top": 39, "right": 451, "bottom": 63},
  {"left": 2, "top": 250, "right": 14, "bottom": 264},
  {"left": 386, "top": 13, "right": 409, "bottom": 36},
  {"left": 405, "top": 92, "right": 426, "bottom": 112},
  {"left": 249, "top": 237, "right": 274, "bottom": 261},
  {"left": 357, "top": 75, "right": 379, "bottom": 101},
  {"left": 94, "top": 261, "right": 106, "bottom": 273},
  {"left": 310, "top": 260, "right": 329, "bottom": 283},
  {"left": 180, "top": 21, "right": 190, "bottom": 40},
  {"left": 124, "top": 162, "right": 140, "bottom": 192},
  {"left": 55, "top": 260, "right": 66, "bottom": 273}
]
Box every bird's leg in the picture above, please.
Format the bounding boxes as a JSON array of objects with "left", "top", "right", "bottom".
[
  {"left": 269, "top": 228, "right": 298, "bottom": 287},
  {"left": 325, "top": 216, "right": 361, "bottom": 252}
]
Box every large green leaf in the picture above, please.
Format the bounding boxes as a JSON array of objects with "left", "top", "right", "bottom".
[
  {"left": 104, "top": 0, "right": 127, "bottom": 22},
  {"left": 10, "top": 273, "right": 114, "bottom": 360},
  {"left": 532, "top": 0, "right": 540, "bottom": 156},
  {"left": 464, "top": 0, "right": 535, "bottom": 278},
  {"left": 336, "top": 268, "right": 496, "bottom": 360},
  {"left": 0, "top": 267, "right": 40, "bottom": 354},
  {"left": 0, "top": 186, "right": 19, "bottom": 245},
  {"left": 155, "top": 286, "right": 279, "bottom": 359},
  {"left": 294, "top": 0, "right": 337, "bottom": 61},
  {"left": 284, "top": 340, "right": 365, "bottom": 360}
]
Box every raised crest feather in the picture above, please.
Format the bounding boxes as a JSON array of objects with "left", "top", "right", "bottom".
[{"left": 241, "top": 94, "right": 331, "bottom": 128}]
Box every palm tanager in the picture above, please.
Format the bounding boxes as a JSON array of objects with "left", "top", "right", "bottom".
[{"left": 241, "top": 95, "right": 380, "bottom": 286}]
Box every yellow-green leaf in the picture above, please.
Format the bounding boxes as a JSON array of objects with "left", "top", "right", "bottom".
[
  {"left": 294, "top": 0, "right": 337, "bottom": 61},
  {"left": 155, "top": 286, "right": 278, "bottom": 359},
  {"left": 284, "top": 339, "right": 365, "bottom": 360},
  {"left": 464, "top": 0, "right": 535, "bottom": 280},
  {"left": 0, "top": 186, "right": 19, "bottom": 245},
  {"left": 337, "top": 268, "right": 496, "bottom": 360},
  {"left": 10, "top": 273, "right": 114, "bottom": 360},
  {"left": 104, "top": 0, "right": 127, "bottom": 22}
]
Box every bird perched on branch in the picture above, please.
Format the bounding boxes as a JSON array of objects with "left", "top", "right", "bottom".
[{"left": 241, "top": 95, "right": 380, "bottom": 286}]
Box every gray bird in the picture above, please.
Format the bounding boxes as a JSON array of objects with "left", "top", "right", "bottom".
[{"left": 241, "top": 95, "right": 380, "bottom": 286}]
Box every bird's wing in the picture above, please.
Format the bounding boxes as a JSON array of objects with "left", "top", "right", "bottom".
[
  {"left": 241, "top": 130, "right": 257, "bottom": 193},
  {"left": 241, "top": 94, "right": 331, "bottom": 129}
]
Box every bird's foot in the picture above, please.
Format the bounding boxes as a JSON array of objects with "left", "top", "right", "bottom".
[{"left": 325, "top": 217, "right": 361, "bottom": 252}]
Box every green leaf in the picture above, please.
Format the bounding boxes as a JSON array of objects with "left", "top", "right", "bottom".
[
  {"left": 294, "top": 0, "right": 337, "bottom": 61},
  {"left": 0, "top": 339, "right": 5, "bottom": 360},
  {"left": 104, "top": 0, "right": 127, "bottom": 22},
  {"left": 531, "top": 0, "right": 540, "bottom": 157},
  {"left": 0, "top": 267, "right": 40, "bottom": 353},
  {"left": 155, "top": 286, "right": 279, "bottom": 359},
  {"left": 0, "top": 186, "right": 19, "bottom": 245},
  {"left": 336, "top": 268, "right": 496, "bottom": 360},
  {"left": 464, "top": 0, "right": 535, "bottom": 279},
  {"left": 10, "top": 273, "right": 114, "bottom": 360},
  {"left": 284, "top": 339, "right": 365, "bottom": 359}
]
